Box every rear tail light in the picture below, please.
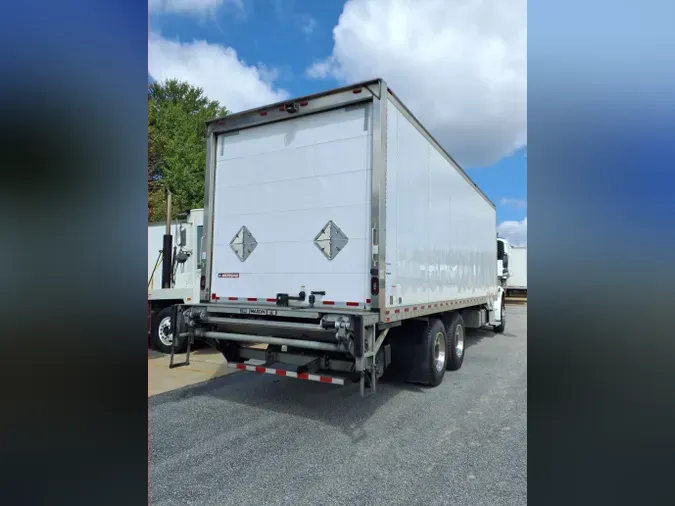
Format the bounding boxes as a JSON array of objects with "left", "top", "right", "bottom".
[
  {"left": 200, "top": 275, "right": 206, "bottom": 290},
  {"left": 370, "top": 277, "right": 380, "bottom": 296}
]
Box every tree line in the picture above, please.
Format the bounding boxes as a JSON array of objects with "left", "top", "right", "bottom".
[{"left": 148, "top": 79, "right": 228, "bottom": 222}]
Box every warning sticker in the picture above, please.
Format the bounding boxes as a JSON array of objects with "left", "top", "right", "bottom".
[{"left": 218, "top": 273, "right": 240, "bottom": 279}]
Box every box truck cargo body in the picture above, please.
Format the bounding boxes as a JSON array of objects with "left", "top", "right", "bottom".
[
  {"left": 507, "top": 246, "right": 527, "bottom": 295},
  {"left": 176, "top": 79, "right": 507, "bottom": 394}
]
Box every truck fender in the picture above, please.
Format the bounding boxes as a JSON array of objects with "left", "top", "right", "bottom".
[{"left": 492, "top": 287, "right": 505, "bottom": 322}]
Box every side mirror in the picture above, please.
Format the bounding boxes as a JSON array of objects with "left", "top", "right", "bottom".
[
  {"left": 503, "top": 253, "right": 509, "bottom": 269},
  {"left": 178, "top": 227, "right": 187, "bottom": 247}
]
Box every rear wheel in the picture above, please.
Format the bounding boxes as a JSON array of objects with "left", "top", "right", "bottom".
[
  {"left": 445, "top": 313, "right": 466, "bottom": 371},
  {"left": 151, "top": 306, "right": 187, "bottom": 354},
  {"left": 424, "top": 318, "right": 448, "bottom": 387},
  {"left": 389, "top": 318, "right": 447, "bottom": 386}
]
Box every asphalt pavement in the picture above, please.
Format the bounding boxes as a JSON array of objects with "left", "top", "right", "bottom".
[{"left": 149, "top": 306, "right": 527, "bottom": 506}]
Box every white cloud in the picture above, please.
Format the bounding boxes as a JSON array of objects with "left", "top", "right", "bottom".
[
  {"left": 498, "top": 217, "right": 527, "bottom": 247},
  {"left": 500, "top": 198, "right": 527, "bottom": 209},
  {"left": 148, "top": 33, "right": 290, "bottom": 112},
  {"left": 306, "top": 0, "right": 526, "bottom": 168},
  {"left": 273, "top": 0, "right": 318, "bottom": 38},
  {"left": 149, "top": 0, "right": 243, "bottom": 15},
  {"left": 301, "top": 16, "right": 318, "bottom": 35},
  {"left": 306, "top": 57, "right": 342, "bottom": 80}
]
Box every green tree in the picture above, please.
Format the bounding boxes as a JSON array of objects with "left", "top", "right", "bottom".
[{"left": 148, "top": 79, "right": 227, "bottom": 221}]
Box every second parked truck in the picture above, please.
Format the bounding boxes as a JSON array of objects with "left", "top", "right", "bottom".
[{"left": 173, "top": 79, "right": 509, "bottom": 395}]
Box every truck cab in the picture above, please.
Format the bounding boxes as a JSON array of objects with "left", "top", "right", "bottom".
[
  {"left": 497, "top": 237, "right": 511, "bottom": 287},
  {"left": 148, "top": 208, "right": 204, "bottom": 353}
]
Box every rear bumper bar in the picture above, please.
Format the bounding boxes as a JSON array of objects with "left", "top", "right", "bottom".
[
  {"left": 228, "top": 363, "right": 347, "bottom": 386},
  {"left": 195, "top": 329, "right": 343, "bottom": 352}
]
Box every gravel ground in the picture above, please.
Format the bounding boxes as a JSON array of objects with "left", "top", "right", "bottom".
[{"left": 149, "top": 306, "right": 527, "bottom": 506}]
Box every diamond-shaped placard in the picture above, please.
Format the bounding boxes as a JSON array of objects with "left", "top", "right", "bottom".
[
  {"left": 314, "top": 220, "right": 348, "bottom": 261},
  {"left": 230, "top": 226, "right": 257, "bottom": 262}
]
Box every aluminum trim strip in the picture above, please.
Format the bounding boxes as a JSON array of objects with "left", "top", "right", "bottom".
[{"left": 383, "top": 296, "right": 493, "bottom": 323}]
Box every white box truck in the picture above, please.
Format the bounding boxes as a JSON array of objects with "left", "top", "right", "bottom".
[
  {"left": 148, "top": 208, "right": 203, "bottom": 353},
  {"left": 506, "top": 245, "right": 527, "bottom": 296},
  {"left": 175, "top": 79, "right": 508, "bottom": 394}
]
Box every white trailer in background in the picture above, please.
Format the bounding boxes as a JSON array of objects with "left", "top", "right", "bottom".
[
  {"left": 148, "top": 208, "right": 204, "bottom": 353},
  {"left": 176, "top": 79, "right": 508, "bottom": 395},
  {"left": 506, "top": 246, "right": 527, "bottom": 296}
]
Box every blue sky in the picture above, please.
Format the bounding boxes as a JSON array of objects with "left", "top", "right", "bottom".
[{"left": 149, "top": 0, "right": 527, "bottom": 244}]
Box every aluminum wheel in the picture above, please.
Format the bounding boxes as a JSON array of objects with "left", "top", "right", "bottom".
[
  {"left": 158, "top": 316, "right": 174, "bottom": 347},
  {"left": 455, "top": 324, "right": 465, "bottom": 358},
  {"left": 434, "top": 331, "right": 447, "bottom": 372}
]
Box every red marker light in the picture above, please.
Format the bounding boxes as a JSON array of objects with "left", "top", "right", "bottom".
[{"left": 370, "top": 277, "right": 380, "bottom": 296}]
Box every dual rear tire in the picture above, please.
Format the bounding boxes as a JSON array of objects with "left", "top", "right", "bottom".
[
  {"left": 390, "top": 312, "right": 466, "bottom": 387},
  {"left": 444, "top": 313, "right": 466, "bottom": 372}
]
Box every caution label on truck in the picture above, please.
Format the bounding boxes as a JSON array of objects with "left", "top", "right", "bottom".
[{"left": 218, "top": 273, "right": 240, "bottom": 278}]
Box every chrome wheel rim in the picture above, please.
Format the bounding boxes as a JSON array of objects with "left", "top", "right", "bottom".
[
  {"left": 158, "top": 316, "right": 173, "bottom": 346},
  {"left": 434, "top": 331, "right": 446, "bottom": 372},
  {"left": 455, "top": 325, "right": 464, "bottom": 358}
]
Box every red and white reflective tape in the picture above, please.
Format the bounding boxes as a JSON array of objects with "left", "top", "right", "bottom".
[
  {"left": 212, "top": 295, "right": 370, "bottom": 308},
  {"left": 228, "top": 363, "right": 345, "bottom": 385}
]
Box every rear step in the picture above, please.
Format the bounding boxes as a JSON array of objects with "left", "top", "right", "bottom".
[{"left": 228, "top": 363, "right": 347, "bottom": 386}]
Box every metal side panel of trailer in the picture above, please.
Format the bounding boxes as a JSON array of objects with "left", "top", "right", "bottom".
[
  {"left": 200, "top": 79, "right": 498, "bottom": 324},
  {"left": 381, "top": 92, "right": 498, "bottom": 323}
]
